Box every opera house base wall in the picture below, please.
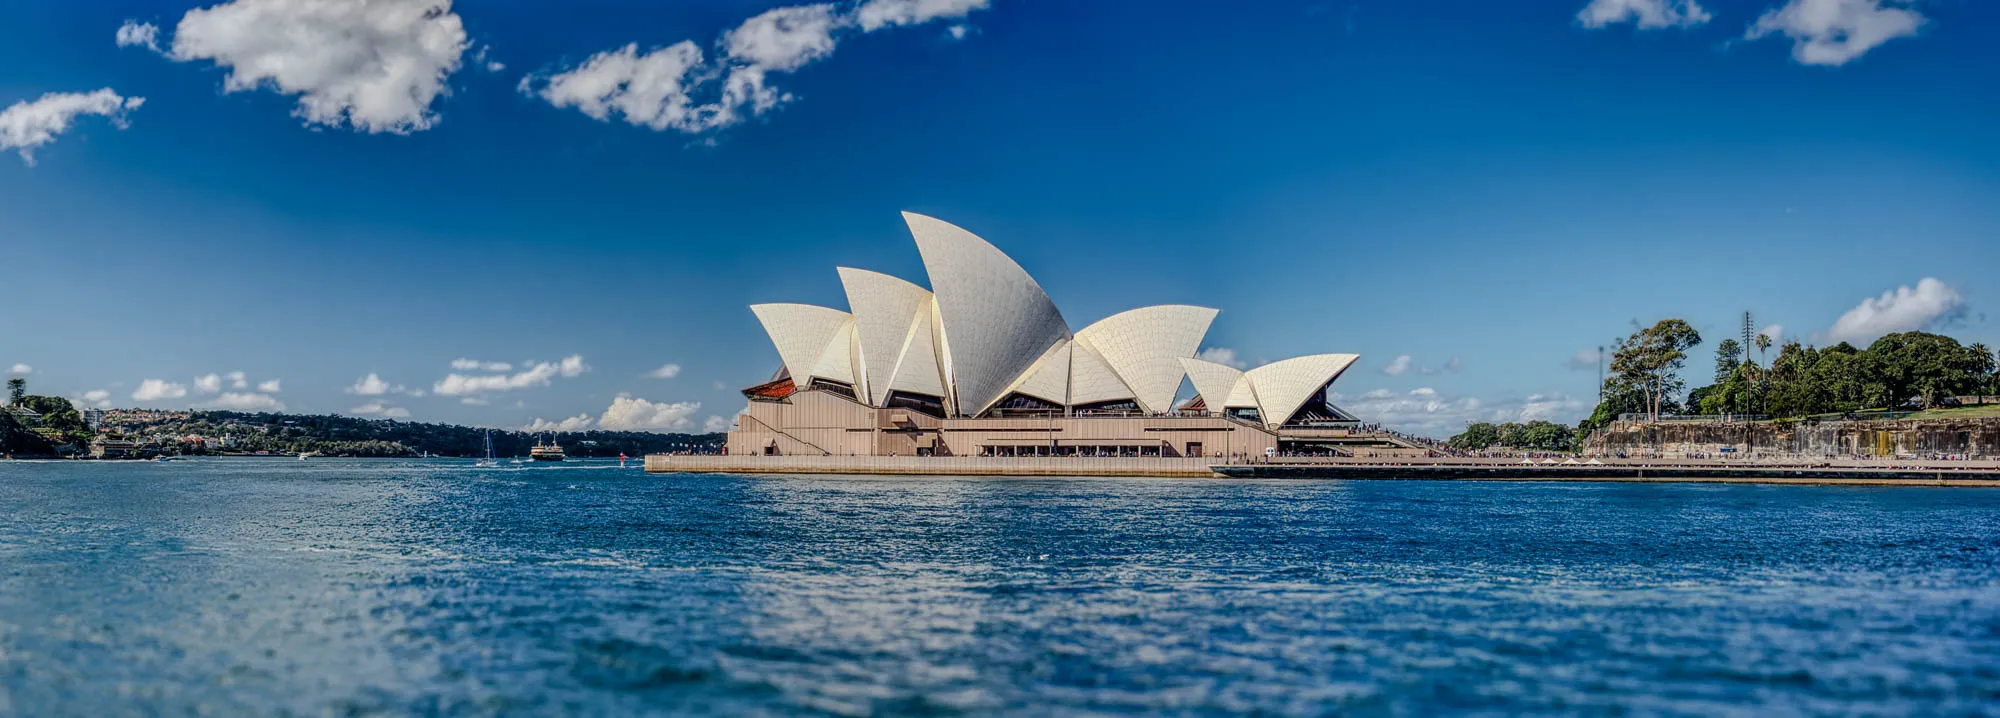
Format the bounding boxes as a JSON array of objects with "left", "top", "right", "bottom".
[{"left": 645, "top": 454, "right": 1227, "bottom": 478}]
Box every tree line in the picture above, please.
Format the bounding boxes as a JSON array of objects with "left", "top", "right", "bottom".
[{"left": 1446, "top": 319, "right": 1999, "bottom": 452}]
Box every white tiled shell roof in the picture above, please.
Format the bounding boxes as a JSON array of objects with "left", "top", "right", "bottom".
[
  {"left": 1067, "top": 342, "right": 1135, "bottom": 406},
  {"left": 903, "top": 212, "right": 1070, "bottom": 417},
  {"left": 749, "top": 303, "right": 852, "bottom": 391},
  {"left": 838, "top": 267, "right": 933, "bottom": 406},
  {"left": 1075, "top": 305, "right": 1218, "bottom": 414},
  {"left": 1243, "top": 353, "right": 1359, "bottom": 428}
]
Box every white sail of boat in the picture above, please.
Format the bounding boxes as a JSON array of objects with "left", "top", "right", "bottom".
[{"left": 476, "top": 429, "right": 498, "bottom": 467}]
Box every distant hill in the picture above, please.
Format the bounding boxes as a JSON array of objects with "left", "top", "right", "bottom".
[{"left": 99, "top": 409, "right": 722, "bottom": 458}]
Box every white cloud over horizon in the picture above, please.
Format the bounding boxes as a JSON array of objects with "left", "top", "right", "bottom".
[
  {"left": 597, "top": 396, "right": 702, "bottom": 432},
  {"left": 524, "top": 0, "right": 987, "bottom": 135},
  {"left": 0, "top": 89, "right": 145, "bottom": 166},
  {"left": 347, "top": 373, "right": 399, "bottom": 396},
  {"left": 350, "top": 402, "right": 411, "bottom": 419},
  {"left": 648, "top": 363, "right": 682, "bottom": 379},
  {"left": 257, "top": 379, "right": 282, "bottom": 393},
  {"left": 157, "top": 0, "right": 469, "bottom": 133},
  {"left": 6, "top": 364, "right": 29, "bottom": 375},
  {"left": 703, "top": 415, "right": 734, "bottom": 433},
  {"left": 1826, "top": 277, "right": 1966, "bottom": 345},
  {"left": 524, "top": 413, "right": 595, "bottom": 433},
  {"left": 434, "top": 355, "right": 588, "bottom": 396},
  {"left": 1746, "top": 0, "right": 1924, "bottom": 66},
  {"left": 201, "top": 392, "right": 286, "bottom": 412},
  {"left": 132, "top": 379, "right": 187, "bottom": 402},
  {"left": 1382, "top": 355, "right": 1413, "bottom": 377},
  {"left": 1335, "top": 387, "right": 1589, "bottom": 438},
  {"left": 82, "top": 390, "right": 112, "bottom": 408},
  {"left": 1577, "top": 0, "right": 1711, "bottom": 29},
  {"left": 451, "top": 358, "right": 513, "bottom": 372}
]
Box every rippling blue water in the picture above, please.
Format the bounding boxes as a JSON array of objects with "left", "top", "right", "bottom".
[{"left": 2, "top": 459, "right": 1997, "bottom": 715}]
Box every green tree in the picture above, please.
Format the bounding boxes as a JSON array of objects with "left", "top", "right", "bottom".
[
  {"left": 1754, "top": 331, "right": 1773, "bottom": 366},
  {"left": 1608, "top": 319, "right": 1702, "bottom": 421},
  {"left": 1866, "top": 332, "right": 1989, "bottom": 408},
  {"left": 1448, "top": 422, "right": 1502, "bottom": 451},
  {"left": 1713, "top": 338, "right": 1742, "bottom": 383},
  {"left": 6, "top": 378, "right": 23, "bottom": 406}
]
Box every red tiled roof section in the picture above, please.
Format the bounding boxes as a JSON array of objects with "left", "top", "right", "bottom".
[{"left": 742, "top": 377, "right": 797, "bottom": 400}]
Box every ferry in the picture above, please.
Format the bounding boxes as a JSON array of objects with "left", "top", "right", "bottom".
[{"left": 530, "top": 434, "right": 565, "bottom": 462}]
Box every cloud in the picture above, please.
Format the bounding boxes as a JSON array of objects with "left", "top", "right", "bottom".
[
  {"left": 524, "top": 0, "right": 987, "bottom": 135},
  {"left": 1196, "top": 347, "right": 1247, "bottom": 369},
  {"left": 1826, "top": 277, "right": 1966, "bottom": 345},
  {"left": 0, "top": 89, "right": 145, "bottom": 166},
  {"left": 1746, "top": 0, "right": 1924, "bottom": 66},
  {"left": 257, "top": 379, "right": 281, "bottom": 393},
  {"left": 855, "top": 0, "right": 990, "bottom": 31},
  {"left": 648, "top": 363, "right": 682, "bottom": 379},
  {"left": 451, "top": 358, "right": 512, "bottom": 371},
  {"left": 702, "top": 415, "right": 734, "bottom": 433},
  {"left": 1757, "top": 324, "right": 1784, "bottom": 345},
  {"left": 1334, "top": 388, "right": 1589, "bottom": 438},
  {"left": 194, "top": 373, "right": 222, "bottom": 393},
  {"left": 163, "top": 0, "right": 469, "bottom": 133},
  {"left": 83, "top": 390, "right": 111, "bottom": 407},
  {"left": 226, "top": 371, "right": 248, "bottom": 389},
  {"left": 116, "top": 20, "right": 161, "bottom": 51},
  {"left": 524, "top": 414, "right": 595, "bottom": 433},
  {"left": 346, "top": 373, "right": 398, "bottom": 395},
  {"left": 349, "top": 402, "right": 410, "bottom": 419},
  {"left": 132, "top": 379, "right": 188, "bottom": 401},
  {"left": 1568, "top": 347, "right": 1604, "bottom": 371},
  {"left": 1577, "top": 0, "right": 1711, "bottom": 29},
  {"left": 460, "top": 396, "right": 489, "bottom": 406},
  {"left": 6, "top": 364, "right": 29, "bottom": 375},
  {"left": 1444, "top": 357, "right": 1463, "bottom": 374},
  {"left": 201, "top": 392, "right": 286, "bottom": 412},
  {"left": 433, "top": 355, "right": 589, "bottom": 396},
  {"left": 1382, "top": 355, "right": 1412, "bottom": 377},
  {"left": 596, "top": 396, "right": 702, "bottom": 432}
]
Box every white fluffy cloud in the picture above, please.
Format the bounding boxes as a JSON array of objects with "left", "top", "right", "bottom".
[
  {"left": 202, "top": 392, "right": 286, "bottom": 412},
  {"left": 257, "top": 379, "right": 282, "bottom": 393},
  {"left": 525, "top": 0, "right": 987, "bottom": 134},
  {"left": 0, "top": 89, "right": 145, "bottom": 165},
  {"left": 116, "top": 20, "right": 160, "bottom": 50},
  {"left": 524, "top": 413, "right": 595, "bottom": 433},
  {"left": 1826, "top": 277, "right": 1966, "bottom": 345},
  {"left": 347, "top": 373, "right": 398, "bottom": 395},
  {"left": 703, "top": 414, "right": 735, "bottom": 433},
  {"left": 451, "top": 358, "right": 512, "bottom": 372},
  {"left": 164, "top": 0, "right": 469, "bottom": 133},
  {"left": 596, "top": 396, "right": 702, "bottom": 432},
  {"left": 350, "top": 402, "right": 410, "bottom": 419},
  {"left": 1746, "top": 0, "right": 1924, "bottom": 66},
  {"left": 1335, "top": 388, "right": 1589, "bottom": 437},
  {"left": 132, "top": 379, "right": 188, "bottom": 402},
  {"left": 1758, "top": 324, "right": 1785, "bottom": 345},
  {"left": 1577, "top": 0, "right": 1711, "bottom": 29},
  {"left": 194, "top": 373, "right": 223, "bottom": 393},
  {"left": 83, "top": 390, "right": 112, "bottom": 407},
  {"left": 855, "top": 0, "right": 990, "bottom": 31},
  {"left": 433, "top": 355, "right": 588, "bottom": 396},
  {"left": 1381, "top": 355, "right": 1413, "bottom": 377},
  {"left": 648, "top": 363, "right": 682, "bottom": 379},
  {"left": 1195, "top": 347, "right": 1247, "bottom": 369},
  {"left": 6, "top": 364, "right": 29, "bottom": 375}
]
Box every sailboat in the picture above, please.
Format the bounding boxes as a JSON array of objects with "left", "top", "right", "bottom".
[{"left": 476, "top": 429, "right": 498, "bottom": 467}]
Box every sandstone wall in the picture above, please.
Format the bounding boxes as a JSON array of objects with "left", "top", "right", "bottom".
[{"left": 1587, "top": 418, "right": 2000, "bottom": 458}]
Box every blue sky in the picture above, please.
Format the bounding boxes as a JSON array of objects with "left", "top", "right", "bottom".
[{"left": 2, "top": 0, "right": 1995, "bottom": 436}]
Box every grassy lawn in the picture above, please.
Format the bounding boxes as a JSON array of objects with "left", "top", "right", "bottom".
[{"left": 1905, "top": 404, "right": 2000, "bottom": 421}]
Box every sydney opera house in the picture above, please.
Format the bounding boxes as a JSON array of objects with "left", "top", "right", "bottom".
[{"left": 727, "top": 212, "right": 1420, "bottom": 459}]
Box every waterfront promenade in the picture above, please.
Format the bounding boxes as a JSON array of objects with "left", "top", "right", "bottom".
[{"left": 646, "top": 454, "right": 2000, "bottom": 484}]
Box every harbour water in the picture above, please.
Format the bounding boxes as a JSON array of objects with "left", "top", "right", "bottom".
[{"left": 2, "top": 459, "right": 1996, "bottom": 715}]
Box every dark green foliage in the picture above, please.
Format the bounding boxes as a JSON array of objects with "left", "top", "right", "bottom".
[
  {"left": 6, "top": 378, "right": 23, "bottom": 405},
  {"left": 1649, "top": 331, "right": 1998, "bottom": 422},
  {"left": 1449, "top": 420, "right": 1576, "bottom": 452}
]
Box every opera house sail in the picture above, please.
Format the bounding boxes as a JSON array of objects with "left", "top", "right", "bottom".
[{"left": 728, "top": 212, "right": 1396, "bottom": 459}]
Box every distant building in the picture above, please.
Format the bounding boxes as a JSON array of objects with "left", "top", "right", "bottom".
[
  {"left": 4, "top": 406, "right": 41, "bottom": 427},
  {"left": 80, "top": 408, "right": 104, "bottom": 432},
  {"left": 90, "top": 438, "right": 139, "bottom": 459}
]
